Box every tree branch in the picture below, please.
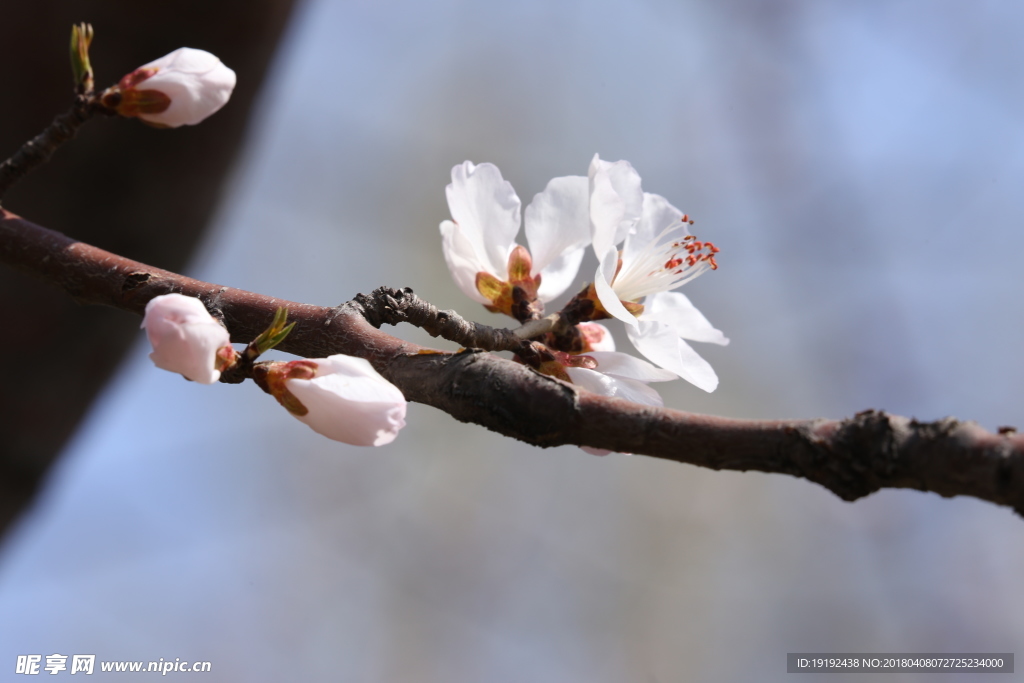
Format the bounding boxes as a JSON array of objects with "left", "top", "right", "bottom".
[
  {"left": 353, "top": 286, "right": 530, "bottom": 354},
  {"left": 0, "top": 97, "right": 101, "bottom": 199},
  {"left": 4, "top": 208, "right": 1024, "bottom": 516}
]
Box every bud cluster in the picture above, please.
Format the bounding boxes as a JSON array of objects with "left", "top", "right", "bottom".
[{"left": 142, "top": 294, "right": 407, "bottom": 447}]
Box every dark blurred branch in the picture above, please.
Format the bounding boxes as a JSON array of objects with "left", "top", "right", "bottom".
[
  {"left": 0, "top": 0, "right": 298, "bottom": 542},
  {"left": 4, "top": 208, "right": 1024, "bottom": 517},
  {"left": 0, "top": 97, "right": 102, "bottom": 199}
]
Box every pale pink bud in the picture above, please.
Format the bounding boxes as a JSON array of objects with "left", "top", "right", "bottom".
[
  {"left": 111, "top": 48, "right": 236, "bottom": 128},
  {"left": 283, "top": 355, "right": 407, "bottom": 446},
  {"left": 142, "top": 294, "right": 232, "bottom": 384},
  {"left": 578, "top": 322, "right": 616, "bottom": 352}
]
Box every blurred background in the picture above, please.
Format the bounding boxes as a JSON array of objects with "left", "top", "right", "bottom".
[{"left": 2, "top": 0, "right": 1024, "bottom": 681}]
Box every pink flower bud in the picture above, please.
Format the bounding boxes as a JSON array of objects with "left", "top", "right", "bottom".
[
  {"left": 253, "top": 356, "right": 408, "bottom": 446},
  {"left": 110, "top": 48, "right": 236, "bottom": 127},
  {"left": 283, "top": 356, "right": 408, "bottom": 446},
  {"left": 142, "top": 294, "right": 233, "bottom": 384},
  {"left": 578, "top": 322, "right": 616, "bottom": 352}
]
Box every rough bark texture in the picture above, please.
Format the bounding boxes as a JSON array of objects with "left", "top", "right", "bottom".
[
  {"left": 5, "top": 209, "right": 1024, "bottom": 519},
  {"left": 0, "top": 1, "right": 298, "bottom": 536}
]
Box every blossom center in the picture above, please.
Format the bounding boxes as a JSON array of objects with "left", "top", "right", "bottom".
[
  {"left": 474, "top": 245, "right": 543, "bottom": 322},
  {"left": 612, "top": 216, "right": 719, "bottom": 302}
]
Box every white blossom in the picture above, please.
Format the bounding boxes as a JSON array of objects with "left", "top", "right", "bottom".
[
  {"left": 440, "top": 161, "right": 591, "bottom": 309},
  {"left": 589, "top": 155, "right": 719, "bottom": 323},
  {"left": 587, "top": 155, "right": 727, "bottom": 392},
  {"left": 142, "top": 293, "right": 232, "bottom": 384}
]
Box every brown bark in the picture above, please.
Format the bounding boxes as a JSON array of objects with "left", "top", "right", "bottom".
[{"left": 5, "top": 209, "right": 1024, "bottom": 519}]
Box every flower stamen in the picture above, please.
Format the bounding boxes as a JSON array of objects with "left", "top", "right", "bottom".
[{"left": 610, "top": 217, "right": 720, "bottom": 301}]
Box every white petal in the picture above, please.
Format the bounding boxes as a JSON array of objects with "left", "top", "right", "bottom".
[
  {"left": 565, "top": 367, "right": 664, "bottom": 407},
  {"left": 445, "top": 161, "right": 521, "bottom": 277},
  {"left": 134, "top": 48, "right": 236, "bottom": 127},
  {"left": 142, "top": 293, "right": 230, "bottom": 384},
  {"left": 627, "top": 319, "right": 719, "bottom": 392},
  {"left": 593, "top": 249, "right": 639, "bottom": 326},
  {"left": 588, "top": 154, "right": 643, "bottom": 257},
  {"left": 140, "top": 47, "right": 223, "bottom": 74},
  {"left": 534, "top": 246, "right": 585, "bottom": 302},
  {"left": 609, "top": 375, "right": 665, "bottom": 407},
  {"left": 287, "top": 355, "right": 407, "bottom": 447},
  {"left": 586, "top": 351, "right": 678, "bottom": 383},
  {"left": 589, "top": 168, "right": 622, "bottom": 258},
  {"left": 524, "top": 175, "right": 590, "bottom": 274},
  {"left": 643, "top": 291, "right": 729, "bottom": 345},
  {"left": 564, "top": 366, "right": 611, "bottom": 395},
  {"left": 622, "top": 193, "right": 685, "bottom": 266},
  {"left": 440, "top": 219, "right": 490, "bottom": 304}
]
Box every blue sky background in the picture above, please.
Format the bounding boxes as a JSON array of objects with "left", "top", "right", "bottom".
[{"left": 2, "top": 1, "right": 1024, "bottom": 681}]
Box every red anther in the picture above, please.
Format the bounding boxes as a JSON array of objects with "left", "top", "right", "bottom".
[
  {"left": 664, "top": 257, "right": 684, "bottom": 270},
  {"left": 708, "top": 256, "right": 718, "bottom": 270},
  {"left": 681, "top": 214, "right": 690, "bottom": 223},
  {"left": 683, "top": 235, "right": 696, "bottom": 241},
  {"left": 687, "top": 255, "right": 698, "bottom": 266}
]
